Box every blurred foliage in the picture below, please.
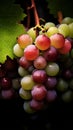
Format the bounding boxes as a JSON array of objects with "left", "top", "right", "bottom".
[{"left": 46, "top": 0, "right": 73, "bottom": 18}]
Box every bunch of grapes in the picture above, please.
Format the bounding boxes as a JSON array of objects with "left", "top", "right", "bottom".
[
  {"left": 13, "top": 17, "right": 73, "bottom": 113},
  {"left": 0, "top": 56, "right": 20, "bottom": 99}
]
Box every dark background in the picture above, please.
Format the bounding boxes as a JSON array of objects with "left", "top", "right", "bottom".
[
  {"left": 0, "top": 0, "right": 73, "bottom": 129},
  {"left": 0, "top": 98, "right": 73, "bottom": 130}
]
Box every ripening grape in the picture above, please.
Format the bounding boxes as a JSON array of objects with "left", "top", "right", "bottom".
[
  {"left": 24, "top": 45, "right": 40, "bottom": 61},
  {"left": 59, "top": 38, "right": 72, "bottom": 54},
  {"left": 35, "top": 34, "right": 51, "bottom": 50},
  {"left": 33, "top": 56, "right": 47, "bottom": 69},
  {"left": 50, "top": 33, "right": 65, "bottom": 49},
  {"left": 17, "top": 34, "right": 33, "bottom": 49}
]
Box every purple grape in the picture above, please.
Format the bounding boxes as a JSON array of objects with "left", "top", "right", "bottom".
[
  {"left": 43, "top": 46, "right": 58, "bottom": 62},
  {"left": 1, "top": 88, "right": 15, "bottom": 99},
  {"left": 45, "top": 77, "right": 57, "bottom": 89},
  {"left": 46, "top": 90, "right": 57, "bottom": 102},
  {"left": 1, "top": 77, "right": 12, "bottom": 90}
]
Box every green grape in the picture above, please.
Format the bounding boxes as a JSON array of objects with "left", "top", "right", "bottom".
[
  {"left": 21, "top": 75, "right": 35, "bottom": 90},
  {"left": 61, "top": 17, "right": 73, "bottom": 24},
  {"left": 19, "top": 88, "right": 32, "bottom": 100},
  {"left": 44, "top": 22, "right": 55, "bottom": 30},
  {"left": 13, "top": 43, "right": 23, "bottom": 57},
  {"left": 69, "top": 22, "right": 73, "bottom": 38},
  {"left": 58, "top": 24, "right": 70, "bottom": 37},
  {"left": 56, "top": 78, "right": 68, "bottom": 92},
  {"left": 18, "top": 66, "right": 29, "bottom": 77},
  {"left": 46, "top": 26, "right": 59, "bottom": 37},
  {"left": 61, "top": 90, "right": 73, "bottom": 102},
  {"left": 27, "top": 27, "right": 36, "bottom": 41},
  {"left": 45, "top": 62, "right": 59, "bottom": 76},
  {"left": 23, "top": 101, "right": 36, "bottom": 113}
]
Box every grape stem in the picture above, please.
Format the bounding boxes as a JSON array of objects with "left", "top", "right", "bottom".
[
  {"left": 31, "top": 0, "right": 40, "bottom": 25},
  {"left": 26, "top": 0, "right": 40, "bottom": 29},
  {"left": 57, "top": 11, "right": 63, "bottom": 23}
]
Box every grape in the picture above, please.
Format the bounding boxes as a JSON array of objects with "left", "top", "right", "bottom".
[
  {"left": 61, "top": 90, "right": 73, "bottom": 102},
  {"left": 17, "top": 34, "right": 33, "bottom": 49},
  {"left": 67, "top": 37, "right": 73, "bottom": 47},
  {"left": 50, "top": 33, "right": 65, "bottom": 49},
  {"left": 12, "top": 78, "right": 20, "bottom": 90},
  {"left": 23, "top": 101, "right": 36, "bottom": 113},
  {"left": 46, "top": 26, "right": 59, "bottom": 37},
  {"left": 24, "top": 45, "right": 39, "bottom": 61},
  {"left": 21, "top": 75, "right": 35, "bottom": 90},
  {"left": 1, "top": 77, "right": 12, "bottom": 90},
  {"left": 35, "top": 34, "right": 51, "bottom": 50},
  {"left": 27, "top": 27, "right": 36, "bottom": 41},
  {"left": 31, "top": 84, "right": 47, "bottom": 101},
  {"left": 56, "top": 78, "right": 68, "bottom": 92},
  {"left": 58, "top": 24, "right": 70, "bottom": 37},
  {"left": 18, "top": 66, "right": 29, "bottom": 77},
  {"left": 18, "top": 56, "right": 32, "bottom": 69},
  {"left": 46, "top": 90, "right": 57, "bottom": 102},
  {"left": 45, "top": 77, "right": 57, "bottom": 89},
  {"left": 32, "top": 70, "right": 47, "bottom": 83},
  {"left": 1, "top": 89, "right": 15, "bottom": 99},
  {"left": 33, "top": 56, "right": 47, "bottom": 69},
  {"left": 63, "top": 69, "right": 73, "bottom": 79},
  {"left": 19, "top": 87, "right": 32, "bottom": 100},
  {"left": 69, "top": 22, "right": 73, "bottom": 38},
  {"left": 45, "top": 62, "right": 59, "bottom": 76},
  {"left": 59, "top": 38, "right": 72, "bottom": 54},
  {"left": 13, "top": 43, "right": 23, "bottom": 57},
  {"left": 43, "top": 46, "right": 58, "bottom": 62},
  {"left": 44, "top": 22, "right": 55, "bottom": 30},
  {"left": 30, "top": 99, "right": 44, "bottom": 111},
  {"left": 61, "top": 17, "right": 73, "bottom": 24},
  {"left": 28, "top": 65, "right": 35, "bottom": 73}
]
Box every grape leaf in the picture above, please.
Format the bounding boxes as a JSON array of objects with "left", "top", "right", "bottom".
[
  {"left": 0, "top": 0, "right": 26, "bottom": 63},
  {"left": 46, "top": 0, "right": 73, "bottom": 18}
]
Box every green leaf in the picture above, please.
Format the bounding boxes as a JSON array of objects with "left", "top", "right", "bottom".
[
  {"left": 46, "top": 0, "right": 73, "bottom": 18},
  {"left": 0, "top": 0, "right": 27, "bottom": 63}
]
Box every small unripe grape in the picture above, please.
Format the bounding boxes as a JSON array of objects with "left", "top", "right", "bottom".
[{"left": 13, "top": 43, "right": 23, "bottom": 57}]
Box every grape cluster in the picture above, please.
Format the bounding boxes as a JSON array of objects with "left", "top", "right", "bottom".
[
  {"left": 13, "top": 17, "right": 73, "bottom": 113},
  {"left": 0, "top": 56, "right": 20, "bottom": 99}
]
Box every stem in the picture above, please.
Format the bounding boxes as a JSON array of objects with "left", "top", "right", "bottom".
[
  {"left": 57, "top": 11, "right": 63, "bottom": 23},
  {"left": 31, "top": 0, "right": 40, "bottom": 26},
  {"left": 27, "top": 6, "right": 32, "bottom": 29}
]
